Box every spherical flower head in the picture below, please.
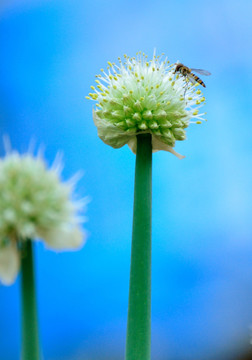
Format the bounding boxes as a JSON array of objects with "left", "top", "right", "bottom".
[
  {"left": 87, "top": 52, "right": 206, "bottom": 158},
  {"left": 0, "top": 146, "right": 87, "bottom": 285}
]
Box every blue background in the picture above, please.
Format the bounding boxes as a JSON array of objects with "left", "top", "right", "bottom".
[{"left": 1, "top": 0, "right": 252, "bottom": 359}]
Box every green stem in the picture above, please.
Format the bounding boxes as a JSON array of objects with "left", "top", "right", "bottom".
[
  {"left": 21, "top": 240, "right": 40, "bottom": 360},
  {"left": 125, "top": 133, "right": 152, "bottom": 360}
]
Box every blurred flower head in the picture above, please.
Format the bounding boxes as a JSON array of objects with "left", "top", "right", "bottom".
[
  {"left": 87, "top": 52, "right": 206, "bottom": 159},
  {"left": 0, "top": 142, "right": 87, "bottom": 285}
]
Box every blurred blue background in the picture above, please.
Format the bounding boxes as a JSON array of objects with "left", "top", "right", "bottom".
[{"left": 1, "top": 0, "right": 252, "bottom": 359}]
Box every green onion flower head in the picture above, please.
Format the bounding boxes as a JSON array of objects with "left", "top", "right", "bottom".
[
  {"left": 0, "top": 144, "right": 87, "bottom": 285},
  {"left": 87, "top": 52, "right": 206, "bottom": 158}
]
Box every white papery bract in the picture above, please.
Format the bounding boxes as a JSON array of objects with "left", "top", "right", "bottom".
[
  {"left": 0, "top": 149, "right": 87, "bottom": 285},
  {"left": 87, "top": 52, "right": 206, "bottom": 158}
]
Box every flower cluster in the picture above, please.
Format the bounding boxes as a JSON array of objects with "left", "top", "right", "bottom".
[
  {"left": 86, "top": 52, "right": 206, "bottom": 158},
  {"left": 0, "top": 149, "right": 87, "bottom": 285}
]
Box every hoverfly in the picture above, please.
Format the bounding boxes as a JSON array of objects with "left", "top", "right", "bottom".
[{"left": 174, "top": 63, "right": 211, "bottom": 88}]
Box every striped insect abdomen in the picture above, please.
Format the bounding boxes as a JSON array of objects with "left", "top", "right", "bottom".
[{"left": 191, "top": 73, "right": 206, "bottom": 87}]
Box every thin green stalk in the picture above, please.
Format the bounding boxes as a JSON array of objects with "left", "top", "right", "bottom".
[
  {"left": 125, "top": 133, "right": 152, "bottom": 360},
  {"left": 21, "top": 240, "right": 40, "bottom": 360}
]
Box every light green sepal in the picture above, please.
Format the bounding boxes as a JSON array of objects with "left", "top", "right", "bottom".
[{"left": 93, "top": 109, "right": 132, "bottom": 149}]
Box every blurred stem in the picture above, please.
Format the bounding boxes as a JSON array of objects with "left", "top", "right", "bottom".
[
  {"left": 21, "top": 240, "right": 40, "bottom": 360},
  {"left": 125, "top": 133, "right": 152, "bottom": 360}
]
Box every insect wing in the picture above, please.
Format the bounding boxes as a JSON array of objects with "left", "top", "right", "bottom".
[{"left": 191, "top": 68, "right": 211, "bottom": 76}]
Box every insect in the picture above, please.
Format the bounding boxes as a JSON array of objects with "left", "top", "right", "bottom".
[{"left": 174, "top": 63, "right": 211, "bottom": 88}]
